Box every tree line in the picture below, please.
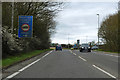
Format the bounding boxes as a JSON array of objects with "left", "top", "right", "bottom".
[
  {"left": 2, "top": 2, "right": 63, "bottom": 58},
  {"left": 98, "top": 10, "right": 119, "bottom": 52}
]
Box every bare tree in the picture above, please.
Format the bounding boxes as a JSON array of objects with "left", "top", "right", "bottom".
[{"left": 2, "top": 2, "right": 64, "bottom": 58}]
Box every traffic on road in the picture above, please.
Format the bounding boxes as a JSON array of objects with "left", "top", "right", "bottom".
[
  {"left": 1, "top": 1, "right": 119, "bottom": 80},
  {"left": 2, "top": 49, "right": 119, "bottom": 79}
]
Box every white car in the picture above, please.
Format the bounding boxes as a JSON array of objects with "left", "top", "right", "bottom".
[{"left": 91, "top": 46, "right": 98, "bottom": 50}]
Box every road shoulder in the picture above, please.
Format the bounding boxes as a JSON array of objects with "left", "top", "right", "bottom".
[
  {"left": 93, "top": 51, "right": 119, "bottom": 57},
  {"left": 2, "top": 50, "right": 51, "bottom": 79}
]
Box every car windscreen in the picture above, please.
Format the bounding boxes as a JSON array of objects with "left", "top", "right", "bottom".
[
  {"left": 57, "top": 45, "right": 61, "bottom": 47},
  {"left": 92, "top": 46, "right": 98, "bottom": 48},
  {"left": 81, "top": 44, "right": 89, "bottom": 47}
]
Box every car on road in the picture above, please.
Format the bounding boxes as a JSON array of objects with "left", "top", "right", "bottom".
[
  {"left": 73, "top": 44, "right": 78, "bottom": 49},
  {"left": 71, "top": 47, "right": 74, "bottom": 50},
  {"left": 79, "top": 43, "right": 91, "bottom": 52},
  {"left": 91, "top": 46, "right": 98, "bottom": 50},
  {"left": 56, "top": 45, "right": 62, "bottom": 51}
]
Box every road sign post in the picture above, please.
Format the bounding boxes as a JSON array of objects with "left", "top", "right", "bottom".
[{"left": 18, "top": 16, "right": 33, "bottom": 38}]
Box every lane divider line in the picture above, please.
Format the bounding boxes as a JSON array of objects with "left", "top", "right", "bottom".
[
  {"left": 6, "top": 51, "right": 53, "bottom": 79},
  {"left": 92, "top": 65, "right": 116, "bottom": 79},
  {"left": 69, "top": 50, "right": 73, "bottom": 53},
  {"left": 69, "top": 50, "right": 77, "bottom": 56},
  {"left": 78, "top": 56, "right": 87, "bottom": 61},
  {"left": 73, "top": 53, "right": 76, "bottom": 55},
  {"left": 69, "top": 50, "right": 116, "bottom": 78}
]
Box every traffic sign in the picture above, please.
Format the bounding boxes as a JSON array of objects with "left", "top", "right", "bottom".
[{"left": 18, "top": 16, "right": 33, "bottom": 38}]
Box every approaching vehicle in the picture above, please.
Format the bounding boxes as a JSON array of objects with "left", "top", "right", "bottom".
[
  {"left": 73, "top": 44, "right": 78, "bottom": 49},
  {"left": 56, "top": 45, "right": 62, "bottom": 51},
  {"left": 91, "top": 46, "right": 98, "bottom": 50},
  {"left": 79, "top": 43, "right": 91, "bottom": 52},
  {"left": 71, "top": 47, "right": 74, "bottom": 50}
]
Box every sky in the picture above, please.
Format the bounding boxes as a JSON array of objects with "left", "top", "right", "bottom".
[
  {"left": 51, "top": 2, "right": 118, "bottom": 44},
  {"left": 1, "top": 0, "right": 119, "bottom": 2}
]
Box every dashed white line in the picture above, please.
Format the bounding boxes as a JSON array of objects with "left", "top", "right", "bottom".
[
  {"left": 92, "top": 65, "right": 116, "bottom": 79},
  {"left": 78, "top": 56, "right": 87, "bottom": 61},
  {"left": 69, "top": 50, "right": 73, "bottom": 53},
  {"left": 69, "top": 50, "right": 77, "bottom": 56},
  {"left": 6, "top": 51, "right": 53, "bottom": 79},
  {"left": 73, "top": 53, "right": 76, "bottom": 55}
]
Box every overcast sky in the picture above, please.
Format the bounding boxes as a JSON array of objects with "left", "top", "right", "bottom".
[{"left": 51, "top": 2, "right": 118, "bottom": 44}]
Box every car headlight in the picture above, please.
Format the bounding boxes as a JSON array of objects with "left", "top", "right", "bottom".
[
  {"left": 88, "top": 47, "right": 90, "bottom": 48},
  {"left": 82, "top": 47, "right": 84, "bottom": 48}
]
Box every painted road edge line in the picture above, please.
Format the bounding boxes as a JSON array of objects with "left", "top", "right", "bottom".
[
  {"left": 18, "top": 58, "right": 41, "bottom": 72},
  {"left": 105, "top": 54, "right": 119, "bottom": 57},
  {"left": 78, "top": 56, "right": 87, "bottom": 61},
  {"left": 93, "top": 52, "right": 119, "bottom": 57},
  {"left": 92, "top": 65, "right": 116, "bottom": 78},
  {"left": 6, "top": 72, "right": 20, "bottom": 79},
  {"left": 6, "top": 50, "right": 53, "bottom": 79}
]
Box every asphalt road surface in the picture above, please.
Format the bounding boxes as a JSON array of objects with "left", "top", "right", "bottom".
[{"left": 5, "top": 50, "right": 119, "bottom": 79}]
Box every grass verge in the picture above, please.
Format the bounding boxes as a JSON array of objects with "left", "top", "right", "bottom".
[
  {"left": 2, "top": 49, "right": 53, "bottom": 68},
  {"left": 95, "top": 49, "right": 118, "bottom": 53}
]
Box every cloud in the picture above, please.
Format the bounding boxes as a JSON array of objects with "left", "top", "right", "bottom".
[{"left": 51, "top": 2, "right": 118, "bottom": 44}]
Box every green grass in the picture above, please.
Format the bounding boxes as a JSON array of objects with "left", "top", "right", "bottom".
[
  {"left": 2, "top": 49, "right": 52, "bottom": 68},
  {"left": 62, "top": 48, "right": 70, "bottom": 49},
  {"left": 95, "top": 49, "right": 118, "bottom": 53}
]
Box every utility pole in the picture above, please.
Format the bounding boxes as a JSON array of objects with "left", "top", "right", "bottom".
[
  {"left": 86, "top": 36, "right": 88, "bottom": 43},
  {"left": 11, "top": 0, "right": 14, "bottom": 33},
  {"left": 97, "top": 14, "right": 99, "bottom": 49}
]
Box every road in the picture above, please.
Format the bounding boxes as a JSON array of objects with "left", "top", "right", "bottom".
[{"left": 5, "top": 50, "right": 119, "bottom": 79}]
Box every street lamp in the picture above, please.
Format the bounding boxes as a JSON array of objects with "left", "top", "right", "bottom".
[
  {"left": 68, "top": 34, "right": 69, "bottom": 49},
  {"left": 97, "top": 14, "right": 99, "bottom": 49},
  {"left": 86, "top": 36, "right": 88, "bottom": 43},
  {"left": 11, "top": 0, "right": 14, "bottom": 34}
]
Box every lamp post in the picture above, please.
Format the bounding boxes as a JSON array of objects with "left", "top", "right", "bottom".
[
  {"left": 97, "top": 14, "right": 99, "bottom": 49},
  {"left": 86, "top": 36, "right": 88, "bottom": 43},
  {"left": 11, "top": 0, "right": 14, "bottom": 34},
  {"left": 68, "top": 34, "right": 69, "bottom": 49}
]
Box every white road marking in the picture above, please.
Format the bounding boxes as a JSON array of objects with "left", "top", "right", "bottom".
[
  {"left": 6, "top": 72, "right": 20, "bottom": 79},
  {"left": 69, "top": 50, "right": 72, "bottom": 53},
  {"left": 41, "top": 52, "right": 50, "bottom": 58},
  {"left": 0, "top": 73, "right": 2, "bottom": 80},
  {"left": 92, "top": 65, "right": 116, "bottom": 78},
  {"left": 6, "top": 51, "right": 53, "bottom": 79},
  {"left": 78, "top": 56, "right": 87, "bottom": 61},
  {"left": 19, "top": 59, "right": 41, "bottom": 72},
  {"left": 104, "top": 54, "right": 118, "bottom": 57},
  {"left": 93, "top": 52, "right": 119, "bottom": 57},
  {"left": 73, "top": 53, "right": 76, "bottom": 55},
  {"left": 69, "top": 50, "right": 77, "bottom": 56}
]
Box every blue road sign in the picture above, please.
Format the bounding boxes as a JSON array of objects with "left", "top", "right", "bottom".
[{"left": 18, "top": 16, "right": 33, "bottom": 38}]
